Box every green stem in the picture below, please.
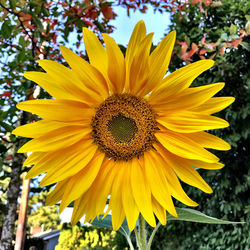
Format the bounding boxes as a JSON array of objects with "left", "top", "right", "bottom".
[
  {"left": 134, "top": 226, "right": 141, "bottom": 249},
  {"left": 146, "top": 222, "right": 161, "bottom": 250},
  {"left": 139, "top": 214, "right": 147, "bottom": 250},
  {"left": 125, "top": 235, "right": 135, "bottom": 250}
]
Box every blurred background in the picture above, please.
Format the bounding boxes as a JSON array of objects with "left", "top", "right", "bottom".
[{"left": 0, "top": 0, "right": 249, "bottom": 249}]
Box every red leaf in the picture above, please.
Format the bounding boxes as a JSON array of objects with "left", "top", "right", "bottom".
[
  {"left": 6, "top": 156, "right": 12, "bottom": 161},
  {"left": 101, "top": 5, "right": 114, "bottom": 20},
  {"left": 231, "top": 38, "right": 242, "bottom": 48},
  {"left": 1, "top": 91, "right": 11, "bottom": 97}
]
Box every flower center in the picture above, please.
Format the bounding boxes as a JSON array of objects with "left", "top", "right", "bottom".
[
  {"left": 91, "top": 94, "right": 157, "bottom": 161},
  {"left": 107, "top": 114, "right": 138, "bottom": 143}
]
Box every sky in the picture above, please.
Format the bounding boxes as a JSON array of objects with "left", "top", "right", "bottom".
[{"left": 110, "top": 5, "right": 171, "bottom": 46}]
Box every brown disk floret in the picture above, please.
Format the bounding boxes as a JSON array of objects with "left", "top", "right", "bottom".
[{"left": 91, "top": 94, "right": 158, "bottom": 161}]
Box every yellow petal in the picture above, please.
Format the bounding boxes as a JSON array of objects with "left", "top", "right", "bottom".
[
  {"left": 189, "top": 159, "right": 224, "bottom": 170},
  {"left": 103, "top": 34, "right": 125, "bottom": 93},
  {"left": 17, "top": 99, "right": 94, "bottom": 122},
  {"left": 82, "top": 27, "right": 107, "bottom": 74},
  {"left": 122, "top": 162, "right": 139, "bottom": 231},
  {"left": 59, "top": 152, "right": 105, "bottom": 212},
  {"left": 60, "top": 45, "right": 109, "bottom": 100},
  {"left": 39, "top": 141, "right": 97, "bottom": 186},
  {"left": 46, "top": 180, "right": 68, "bottom": 206},
  {"left": 12, "top": 120, "right": 75, "bottom": 138},
  {"left": 71, "top": 192, "right": 89, "bottom": 225},
  {"left": 139, "top": 31, "right": 176, "bottom": 96},
  {"left": 23, "top": 152, "right": 44, "bottom": 167},
  {"left": 172, "top": 161, "right": 213, "bottom": 193},
  {"left": 156, "top": 129, "right": 219, "bottom": 163},
  {"left": 193, "top": 97, "right": 235, "bottom": 114},
  {"left": 159, "top": 148, "right": 213, "bottom": 193},
  {"left": 155, "top": 144, "right": 198, "bottom": 207},
  {"left": 128, "top": 33, "right": 153, "bottom": 95},
  {"left": 152, "top": 82, "right": 225, "bottom": 111},
  {"left": 152, "top": 196, "right": 167, "bottom": 225},
  {"left": 109, "top": 161, "right": 126, "bottom": 231},
  {"left": 38, "top": 59, "right": 101, "bottom": 105},
  {"left": 184, "top": 131, "right": 231, "bottom": 150},
  {"left": 18, "top": 125, "right": 91, "bottom": 153},
  {"left": 157, "top": 111, "right": 229, "bottom": 133},
  {"left": 130, "top": 158, "right": 156, "bottom": 227},
  {"left": 24, "top": 72, "right": 76, "bottom": 101},
  {"left": 144, "top": 151, "right": 177, "bottom": 217},
  {"left": 125, "top": 20, "right": 146, "bottom": 89},
  {"left": 149, "top": 60, "right": 214, "bottom": 104}
]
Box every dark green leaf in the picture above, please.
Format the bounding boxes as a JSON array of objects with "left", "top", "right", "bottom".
[
  {"left": 91, "top": 215, "right": 131, "bottom": 237},
  {"left": 167, "top": 208, "right": 243, "bottom": 224}
]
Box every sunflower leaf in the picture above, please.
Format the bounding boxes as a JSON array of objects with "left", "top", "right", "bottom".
[
  {"left": 167, "top": 208, "right": 243, "bottom": 224},
  {"left": 91, "top": 215, "right": 131, "bottom": 237}
]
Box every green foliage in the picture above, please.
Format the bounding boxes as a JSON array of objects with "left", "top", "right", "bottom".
[
  {"left": 27, "top": 190, "right": 60, "bottom": 232},
  {"left": 151, "top": 0, "right": 250, "bottom": 249},
  {"left": 56, "top": 223, "right": 117, "bottom": 250}
]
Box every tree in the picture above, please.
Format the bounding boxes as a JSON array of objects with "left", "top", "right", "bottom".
[{"left": 151, "top": 0, "right": 249, "bottom": 249}]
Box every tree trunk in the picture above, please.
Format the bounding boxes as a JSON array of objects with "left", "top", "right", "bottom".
[{"left": 0, "top": 152, "right": 24, "bottom": 250}]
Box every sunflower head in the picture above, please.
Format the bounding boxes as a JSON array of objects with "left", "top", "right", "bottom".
[{"left": 13, "top": 20, "right": 235, "bottom": 231}]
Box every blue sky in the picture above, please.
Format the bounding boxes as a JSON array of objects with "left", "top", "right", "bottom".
[{"left": 109, "top": 5, "right": 171, "bottom": 46}]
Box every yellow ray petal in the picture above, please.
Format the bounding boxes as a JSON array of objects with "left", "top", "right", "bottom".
[
  {"left": 155, "top": 144, "right": 198, "bottom": 207},
  {"left": 128, "top": 33, "right": 153, "bottom": 95},
  {"left": 189, "top": 159, "right": 224, "bottom": 170},
  {"left": 152, "top": 82, "right": 225, "bottom": 111},
  {"left": 125, "top": 20, "right": 146, "bottom": 89},
  {"left": 12, "top": 120, "right": 77, "bottom": 138},
  {"left": 46, "top": 180, "right": 68, "bottom": 206},
  {"left": 144, "top": 151, "right": 177, "bottom": 217},
  {"left": 23, "top": 152, "right": 44, "bottom": 167},
  {"left": 60, "top": 45, "right": 109, "bottom": 100},
  {"left": 193, "top": 97, "right": 235, "bottom": 114},
  {"left": 130, "top": 158, "right": 156, "bottom": 227},
  {"left": 183, "top": 131, "right": 231, "bottom": 150},
  {"left": 139, "top": 30, "right": 176, "bottom": 96},
  {"left": 159, "top": 148, "right": 213, "bottom": 193},
  {"left": 17, "top": 99, "right": 94, "bottom": 122},
  {"left": 88, "top": 159, "right": 116, "bottom": 216},
  {"left": 23, "top": 72, "right": 76, "bottom": 101},
  {"left": 149, "top": 60, "right": 214, "bottom": 104},
  {"left": 122, "top": 162, "right": 139, "bottom": 231},
  {"left": 39, "top": 142, "right": 97, "bottom": 186},
  {"left": 38, "top": 59, "right": 101, "bottom": 104},
  {"left": 71, "top": 192, "right": 89, "bottom": 225},
  {"left": 152, "top": 196, "right": 167, "bottom": 225},
  {"left": 82, "top": 27, "right": 107, "bottom": 74},
  {"left": 173, "top": 161, "right": 213, "bottom": 193},
  {"left": 156, "top": 130, "right": 219, "bottom": 163},
  {"left": 25, "top": 140, "right": 91, "bottom": 179},
  {"left": 103, "top": 34, "right": 125, "bottom": 94},
  {"left": 18, "top": 125, "right": 91, "bottom": 153},
  {"left": 110, "top": 161, "right": 126, "bottom": 231},
  {"left": 59, "top": 152, "right": 105, "bottom": 212},
  {"left": 157, "top": 111, "right": 229, "bottom": 133}
]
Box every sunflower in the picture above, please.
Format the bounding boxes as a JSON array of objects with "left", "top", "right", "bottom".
[{"left": 13, "top": 21, "right": 234, "bottom": 231}]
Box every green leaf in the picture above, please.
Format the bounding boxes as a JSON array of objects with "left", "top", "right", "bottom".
[
  {"left": 9, "top": 0, "right": 16, "bottom": 10},
  {"left": 19, "top": 36, "right": 26, "bottom": 47},
  {"left": 1, "top": 20, "right": 12, "bottom": 39},
  {"left": 167, "top": 208, "right": 243, "bottom": 224},
  {"left": 0, "top": 121, "right": 13, "bottom": 132},
  {"left": 229, "top": 24, "right": 237, "bottom": 35},
  {"left": 91, "top": 214, "right": 131, "bottom": 237}
]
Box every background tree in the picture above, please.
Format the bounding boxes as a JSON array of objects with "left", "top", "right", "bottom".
[
  {"left": 0, "top": 0, "right": 248, "bottom": 249},
  {"left": 150, "top": 0, "right": 250, "bottom": 249}
]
